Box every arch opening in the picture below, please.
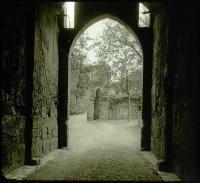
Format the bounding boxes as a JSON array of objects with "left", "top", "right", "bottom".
[
  {"left": 69, "top": 14, "right": 143, "bottom": 62},
  {"left": 69, "top": 14, "right": 143, "bottom": 122},
  {"left": 69, "top": 14, "right": 144, "bottom": 124}
]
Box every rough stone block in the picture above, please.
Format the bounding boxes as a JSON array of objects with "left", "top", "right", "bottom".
[
  {"left": 41, "top": 107, "right": 47, "bottom": 119},
  {"left": 50, "top": 138, "right": 54, "bottom": 151},
  {"left": 40, "top": 119, "right": 46, "bottom": 127},
  {"left": 17, "top": 144, "right": 25, "bottom": 165},
  {"left": 53, "top": 137, "right": 58, "bottom": 148},
  {"left": 32, "top": 143, "right": 40, "bottom": 158},
  {"left": 47, "top": 127, "right": 51, "bottom": 135},
  {"left": 32, "top": 129, "right": 40, "bottom": 142},
  {"left": 42, "top": 140, "right": 47, "bottom": 154},
  {"left": 10, "top": 150, "right": 18, "bottom": 164},
  {"left": 19, "top": 129, "right": 25, "bottom": 143},
  {"left": 32, "top": 118, "right": 39, "bottom": 129},
  {"left": 41, "top": 127, "right": 47, "bottom": 140},
  {"left": 9, "top": 162, "right": 20, "bottom": 173},
  {"left": 46, "top": 139, "right": 51, "bottom": 152},
  {"left": 18, "top": 117, "right": 26, "bottom": 129},
  {"left": 47, "top": 134, "right": 51, "bottom": 139},
  {"left": 38, "top": 141, "right": 43, "bottom": 155},
  {"left": 52, "top": 127, "right": 58, "bottom": 137},
  {"left": 2, "top": 144, "right": 10, "bottom": 164},
  {"left": 50, "top": 107, "right": 57, "bottom": 118}
]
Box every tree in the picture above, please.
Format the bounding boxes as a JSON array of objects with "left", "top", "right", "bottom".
[
  {"left": 69, "top": 19, "right": 143, "bottom": 116},
  {"left": 92, "top": 19, "right": 143, "bottom": 120},
  {"left": 89, "top": 62, "right": 111, "bottom": 87},
  {"left": 69, "top": 31, "right": 93, "bottom": 114},
  {"left": 92, "top": 19, "right": 143, "bottom": 95}
]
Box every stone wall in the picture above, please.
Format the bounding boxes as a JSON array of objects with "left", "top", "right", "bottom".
[
  {"left": 108, "top": 99, "right": 138, "bottom": 120},
  {"left": 171, "top": 3, "right": 199, "bottom": 181},
  {"left": 69, "top": 71, "right": 87, "bottom": 115},
  {"left": 151, "top": 3, "right": 169, "bottom": 161},
  {"left": 31, "top": 3, "right": 59, "bottom": 159},
  {"left": 99, "top": 99, "right": 109, "bottom": 120},
  {"left": 2, "top": 2, "right": 61, "bottom": 174},
  {"left": 86, "top": 92, "right": 94, "bottom": 121},
  {"left": 2, "top": 2, "right": 30, "bottom": 174},
  {"left": 85, "top": 93, "right": 139, "bottom": 121},
  {"left": 2, "top": 116, "right": 26, "bottom": 175},
  {"left": 151, "top": 2, "right": 199, "bottom": 180}
]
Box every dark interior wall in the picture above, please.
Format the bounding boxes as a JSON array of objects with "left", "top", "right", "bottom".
[
  {"left": 171, "top": 3, "right": 200, "bottom": 181},
  {"left": 150, "top": 2, "right": 200, "bottom": 181},
  {"left": 2, "top": 2, "right": 61, "bottom": 174},
  {"left": 2, "top": 2, "right": 33, "bottom": 174},
  {"left": 31, "top": 2, "right": 60, "bottom": 159},
  {"left": 75, "top": 2, "right": 138, "bottom": 33},
  {"left": 151, "top": 3, "right": 169, "bottom": 161}
]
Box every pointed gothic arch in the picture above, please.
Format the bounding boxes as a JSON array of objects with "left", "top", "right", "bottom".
[{"left": 69, "top": 13, "right": 144, "bottom": 63}]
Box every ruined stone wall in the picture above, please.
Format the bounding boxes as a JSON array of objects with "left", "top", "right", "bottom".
[
  {"left": 86, "top": 98, "right": 94, "bottom": 120},
  {"left": 99, "top": 99, "right": 109, "bottom": 120},
  {"left": 31, "top": 3, "right": 59, "bottom": 159},
  {"left": 85, "top": 90, "right": 94, "bottom": 120},
  {"left": 2, "top": 2, "right": 29, "bottom": 174},
  {"left": 108, "top": 100, "right": 138, "bottom": 120},
  {"left": 171, "top": 3, "right": 199, "bottom": 181},
  {"left": 69, "top": 71, "right": 87, "bottom": 115},
  {"left": 151, "top": 3, "right": 169, "bottom": 161}
]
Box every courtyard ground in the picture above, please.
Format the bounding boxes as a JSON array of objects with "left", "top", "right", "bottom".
[{"left": 4, "top": 119, "right": 180, "bottom": 181}]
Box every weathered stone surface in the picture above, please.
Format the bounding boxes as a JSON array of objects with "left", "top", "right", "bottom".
[
  {"left": 151, "top": 4, "right": 169, "bottom": 161},
  {"left": 52, "top": 127, "right": 58, "bottom": 137},
  {"left": 41, "top": 128, "right": 47, "bottom": 140},
  {"left": 2, "top": 115, "right": 26, "bottom": 175},
  {"left": 99, "top": 100, "right": 109, "bottom": 120},
  {"left": 108, "top": 100, "right": 138, "bottom": 120},
  {"left": 151, "top": 2, "right": 199, "bottom": 181},
  {"left": 30, "top": 2, "right": 59, "bottom": 160}
]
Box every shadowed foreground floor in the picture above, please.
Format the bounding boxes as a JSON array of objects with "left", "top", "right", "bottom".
[{"left": 24, "top": 119, "right": 163, "bottom": 181}]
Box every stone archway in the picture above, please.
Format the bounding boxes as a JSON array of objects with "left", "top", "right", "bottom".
[
  {"left": 69, "top": 13, "right": 144, "bottom": 59},
  {"left": 68, "top": 13, "right": 145, "bottom": 133}
]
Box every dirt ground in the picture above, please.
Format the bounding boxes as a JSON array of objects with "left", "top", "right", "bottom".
[{"left": 24, "top": 119, "right": 163, "bottom": 181}]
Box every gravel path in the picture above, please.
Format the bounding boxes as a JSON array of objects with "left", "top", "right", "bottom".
[{"left": 24, "top": 120, "right": 163, "bottom": 181}]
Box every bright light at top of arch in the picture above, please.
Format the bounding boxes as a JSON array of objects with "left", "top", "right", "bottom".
[
  {"left": 63, "top": 2, "right": 75, "bottom": 28},
  {"left": 79, "top": 18, "right": 142, "bottom": 65},
  {"left": 139, "top": 3, "right": 150, "bottom": 27}
]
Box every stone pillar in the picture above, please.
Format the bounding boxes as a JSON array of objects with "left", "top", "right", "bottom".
[
  {"left": 87, "top": 97, "right": 95, "bottom": 121},
  {"left": 94, "top": 89, "right": 101, "bottom": 120},
  {"left": 100, "top": 97, "right": 109, "bottom": 120}
]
